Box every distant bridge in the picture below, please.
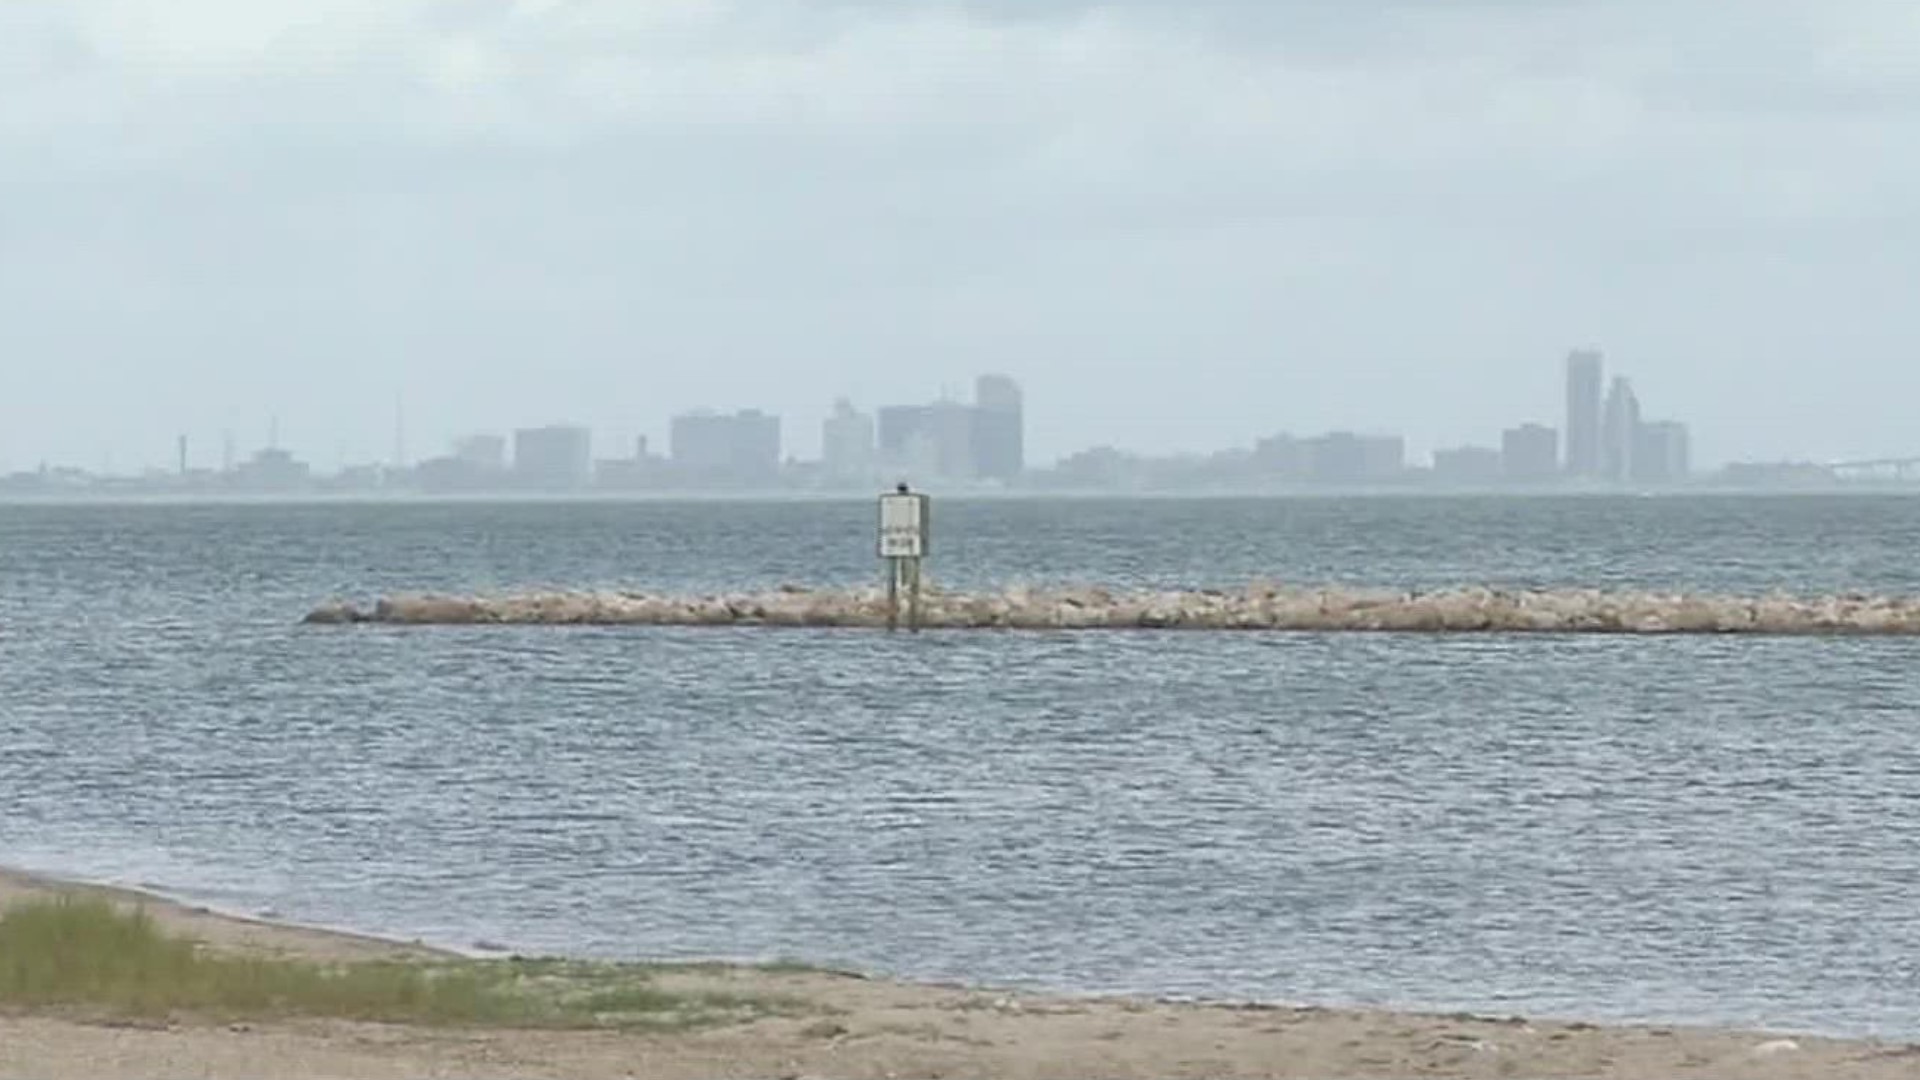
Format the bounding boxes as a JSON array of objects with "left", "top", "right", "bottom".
[{"left": 1825, "top": 457, "right": 1920, "bottom": 481}]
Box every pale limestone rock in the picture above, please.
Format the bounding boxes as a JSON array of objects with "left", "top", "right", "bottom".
[
  {"left": 306, "top": 583, "right": 1920, "bottom": 636},
  {"left": 301, "top": 600, "right": 361, "bottom": 624}
]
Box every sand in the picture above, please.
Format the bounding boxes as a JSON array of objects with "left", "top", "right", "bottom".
[{"left": 2, "top": 867, "right": 1915, "bottom": 1079}]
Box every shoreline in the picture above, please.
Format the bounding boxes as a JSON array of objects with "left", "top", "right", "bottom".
[
  {"left": 0, "top": 864, "right": 1855, "bottom": 1038},
  {"left": 0, "top": 865, "right": 460, "bottom": 965},
  {"left": 5, "top": 865, "right": 1919, "bottom": 1078}
]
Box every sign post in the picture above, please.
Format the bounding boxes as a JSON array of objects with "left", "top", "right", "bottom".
[{"left": 878, "top": 482, "right": 930, "bottom": 632}]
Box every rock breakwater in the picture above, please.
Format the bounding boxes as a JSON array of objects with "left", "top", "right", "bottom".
[{"left": 302, "top": 583, "right": 1920, "bottom": 635}]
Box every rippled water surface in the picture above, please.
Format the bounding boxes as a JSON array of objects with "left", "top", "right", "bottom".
[{"left": 3, "top": 495, "right": 1919, "bottom": 1038}]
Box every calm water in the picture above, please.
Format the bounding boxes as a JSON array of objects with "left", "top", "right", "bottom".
[{"left": 3, "top": 495, "right": 1919, "bottom": 1038}]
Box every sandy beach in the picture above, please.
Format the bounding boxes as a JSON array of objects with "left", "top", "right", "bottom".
[{"left": 2, "top": 868, "right": 1915, "bottom": 1079}]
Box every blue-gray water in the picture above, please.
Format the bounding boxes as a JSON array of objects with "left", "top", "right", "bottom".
[{"left": 3, "top": 495, "right": 1919, "bottom": 1038}]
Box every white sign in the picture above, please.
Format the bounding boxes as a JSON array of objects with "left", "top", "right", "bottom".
[{"left": 878, "top": 492, "right": 929, "bottom": 558}]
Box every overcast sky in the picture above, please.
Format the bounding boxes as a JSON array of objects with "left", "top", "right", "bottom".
[{"left": 4, "top": 0, "right": 1919, "bottom": 473}]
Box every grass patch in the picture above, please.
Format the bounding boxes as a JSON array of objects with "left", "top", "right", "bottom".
[
  {"left": 0, "top": 896, "right": 814, "bottom": 1031},
  {"left": 646, "top": 957, "right": 842, "bottom": 977}
]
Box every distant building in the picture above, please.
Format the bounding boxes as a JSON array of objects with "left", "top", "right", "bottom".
[
  {"left": 1254, "top": 433, "right": 1310, "bottom": 481},
  {"left": 513, "top": 425, "right": 592, "bottom": 490},
  {"left": 1501, "top": 423, "right": 1559, "bottom": 482},
  {"left": 731, "top": 410, "right": 782, "bottom": 480},
  {"left": 407, "top": 433, "right": 511, "bottom": 493},
  {"left": 1309, "top": 433, "right": 1366, "bottom": 483},
  {"left": 1633, "top": 420, "right": 1690, "bottom": 484},
  {"left": 329, "top": 464, "right": 385, "bottom": 492},
  {"left": 669, "top": 409, "right": 781, "bottom": 485},
  {"left": 1362, "top": 435, "right": 1406, "bottom": 479},
  {"left": 1307, "top": 432, "right": 1404, "bottom": 483},
  {"left": 876, "top": 405, "right": 929, "bottom": 461},
  {"left": 1601, "top": 376, "right": 1640, "bottom": 483},
  {"left": 670, "top": 412, "right": 734, "bottom": 472},
  {"left": 1053, "top": 446, "right": 1136, "bottom": 489},
  {"left": 1565, "top": 349, "right": 1603, "bottom": 477},
  {"left": 970, "top": 374, "right": 1024, "bottom": 482},
  {"left": 822, "top": 399, "right": 875, "bottom": 485},
  {"left": 593, "top": 436, "right": 665, "bottom": 491},
  {"left": 414, "top": 457, "right": 486, "bottom": 492},
  {"left": 876, "top": 400, "right": 974, "bottom": 480},
  {"left": 233, "top": 448, "right": 310, "bottom": 491},
  {"left": 929, "top": 401, "right": 975, "bottom": 479},
  {"left": 873, "top": 375, "right": 1024, "bottom": 484},
  {"left": 454, "top": 434, "right": 506, "bottom": 471},
  {"left": 1432, "top": 446, "right": 1503, "bottom": 485},
  {"left": 876, "top": 404, "right": 934, "bottom": 481}
]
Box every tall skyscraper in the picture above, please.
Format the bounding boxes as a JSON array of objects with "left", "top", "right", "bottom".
[
  {"left": 1601, "top": 376, "right": 1640, "bottom": 483},
  {"left": 821, "top": 398, "right": 875, "bottom": 483},
  {"left": 875, "top": 404, "right": 933, "bottom": 483},
  {"left": 876, "top": 405, "right": 930, "bottom": 460},
  {"left": 1564, "top": 349, "right": 1603, "bottom": 477},
  {"left": 928, "top": 400, "right": 976, "bottom": 479},
  {"left": 877, "top": 400, "right": 974, "bottom": 480},
  {"left": 971, "top": 374, "right": 1025, "bottom": 481}
]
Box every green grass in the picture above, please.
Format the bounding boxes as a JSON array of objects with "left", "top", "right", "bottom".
[
  {"left": 0, "top": 896, "right": 815, "bottom": 1030},
  {"left": 646, "top": 957, "right": 845, "bottom": 977}
]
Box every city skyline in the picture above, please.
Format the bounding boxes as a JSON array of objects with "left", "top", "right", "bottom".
[
  {"left": 0, "top": 350, "right": 1877, "bottom": 480},
  {"left": 6, "top": 355, "right": 1598, "bottom": 479},
  {"left": 2, "top": 348, "right": 1715, "bottom": 481},
  {"left": 14, "top": 350, "right": 1911, "bottom": 495}
]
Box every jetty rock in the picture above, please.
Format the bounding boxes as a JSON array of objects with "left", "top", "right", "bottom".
[{"left": 301, "top": 583, "right": 1920, "bottom": 636}]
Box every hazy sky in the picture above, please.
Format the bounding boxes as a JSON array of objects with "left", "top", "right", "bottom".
[{"left": 5, "top": 0, "right": 1919, "bottom": 473}]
